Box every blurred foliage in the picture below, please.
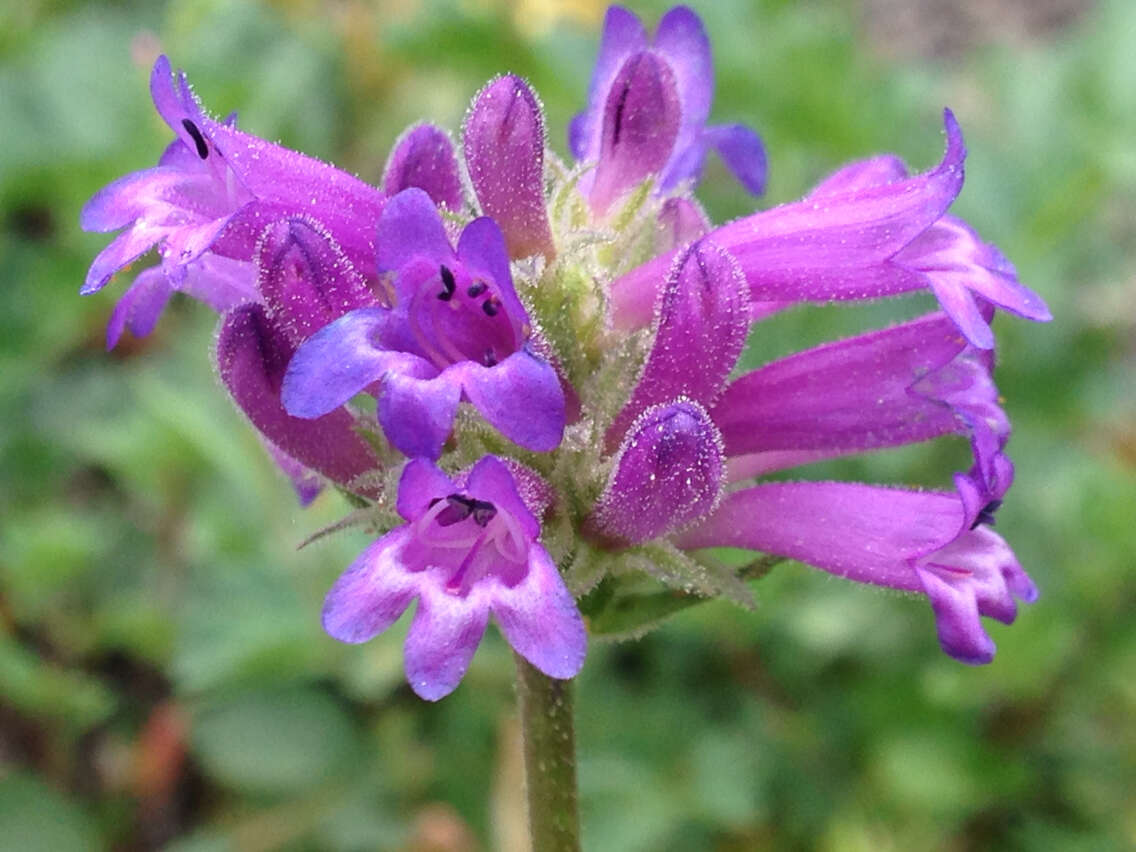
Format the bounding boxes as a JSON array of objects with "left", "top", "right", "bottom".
[{"left": 1, "top": 0, "right": 1134, "bottom": 849}]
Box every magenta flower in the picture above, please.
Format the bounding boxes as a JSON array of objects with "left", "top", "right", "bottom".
[
  {"left": 612, "top": 111, "right": 1050, "bottom": 349},
  {"left": 322, "top": 456, "right": 586, "bottom": 700},
  {"left": 281, "top": 188, "right": 565, "bottom": 459},
  {"left": 81, "top": 56, "right": 386, "bottom": 344},
  {"left": 382, "top": 123, "right": 463, "bottom": 210},
  {"left": 570, "top": 5, "right": 767, "bottom": 211}
]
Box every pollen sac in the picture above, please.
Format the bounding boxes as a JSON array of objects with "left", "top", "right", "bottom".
[
  {"left": 382, "top": 123, "right": 463, "bottom": 210},
  {"left": 591, "top": 399, "right": 724, "bottom": 545},
  {"left": 589, "top": 51, "right": 681, "bottom": 215},
  {"left": 463, "top": 75, "right": 555, "bottom": 259}
]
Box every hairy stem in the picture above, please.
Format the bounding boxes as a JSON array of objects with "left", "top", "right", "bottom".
[{"left": 514, "top": 655, "right": 581, "bottom": 852}]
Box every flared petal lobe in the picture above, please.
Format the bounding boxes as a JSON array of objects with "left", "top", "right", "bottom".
[{"left": 320, "top": 457, "right": 585, "bottom": 700}]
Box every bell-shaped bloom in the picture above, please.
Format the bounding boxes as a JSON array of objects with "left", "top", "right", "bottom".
[
  {"left": 570, "top": 5, "right": 766, "bottom": 207},
  {"left": 81, "top": 56, "right": 386, "bottom": 334},
  {"left": 322, "top": 456, "right": 586, "bottom": 700},
  {"left": 282, "top": 189, "right": 565, "bottom": 459},
  {"left": 382, "top": 123, "right": 463, "bottom": 210},
  {"left": 464, "top": 75, "right": 555, "bottom": 258},
  {"left": 591, "top": 399, "right": 724, "bottom": 544},
  {"left": 679, "top": 466, "right": 1035, "bottom": 664},
  {"left": 216, "top": 304, "right": 381, "bottom": 497},
  {"left": 611, "top": 110, "right": 1051, "bottom": 349}
]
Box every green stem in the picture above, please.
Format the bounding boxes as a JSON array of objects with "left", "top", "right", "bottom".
[{"left": 514, "top": 655, "right": 582, "bottom": 852}]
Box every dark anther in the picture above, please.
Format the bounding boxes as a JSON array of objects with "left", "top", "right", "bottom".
[
  {"left": 483, "top": 348, "right": 498, "bottom": 367},
  {"left": 181, "top": 119, "right": 209, "bottom": 159},
  {"left": 467, "top": 281, "right": 488, "bottom": 298},
  {"left": 470, "top": 500, "right": 497, "bottom": 527},
  {"left": 434, "top": 493, "right": 497, "bottom": 527},
  {"left": 481, "top": 298, "right": 500, "bottom": 317},
  {"left": 970, "top": 499, "right": 1003, "bottom": 530},
  {"left": 438, "top": 265, "right": 457, "bottom": 301},
  {"left": 428, "top": 497, "right": 442, "bottom": 508}
]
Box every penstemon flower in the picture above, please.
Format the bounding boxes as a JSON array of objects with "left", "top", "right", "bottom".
[{"left": 82, "top": 4, "right": 1050, "bottom": 708}]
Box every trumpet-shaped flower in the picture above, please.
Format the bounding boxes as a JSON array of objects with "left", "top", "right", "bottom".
[
  {"left": 282, "top": 188, "right": 564, "bottom": 459},
  {"left": 322, "top": 456, "right": 586, "bottom": 700}
]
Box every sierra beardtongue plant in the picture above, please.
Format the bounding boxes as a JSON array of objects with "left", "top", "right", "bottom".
[{"left": 82, "top": 2, "right": 1049, "bottom": 712}]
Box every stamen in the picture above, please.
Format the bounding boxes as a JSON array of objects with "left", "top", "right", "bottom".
[
  {"left": 470, "top": 500, "right": 497, "bottom": 527},
  {"left": 181, "top": 119, "right": 209, "bottom": 160},
  {"left": 970, "top": 499, "right": 1003, "bottom": 530},
  {"left": 438, "top": 264, "right": 456, "bottom": 301},
  {"left": 482, "top": 298, "right": 500, "bottom": 317},
  {"left": 483, "top": 348, "right": 498, "bottom": 367},
  {"left": 467, "top": 281, "right": 488, "bottom": 298},
  {"left": 435, "top": 494, "right": 474, "bottom": 526}
]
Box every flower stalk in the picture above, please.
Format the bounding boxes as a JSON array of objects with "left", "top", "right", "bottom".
[{"left": 515, "top": 653, "right": 581, "bottom": 852}]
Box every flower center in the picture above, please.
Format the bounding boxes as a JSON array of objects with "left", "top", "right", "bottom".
[
  {"left": 416, "top": 491, "right": 528, "bottom": 595},
  {"left": 408, "top": 263, "right": 517, "bottom": 370}
]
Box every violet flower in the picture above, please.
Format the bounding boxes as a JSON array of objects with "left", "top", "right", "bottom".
[
  {"left": 382, "top": 123, "right": 464, "bottom": 211},
  {"left": 322, "top": 456, "right": 586, "bottom": 700},
  {"left": 281, "top": 188, "right": 564, "bottom": 460},
  {"left": 81, "top": 56, "right": 385, "bottom": 343},
  {"left": 570, "top": 5, "right": 766, "bottom": 211},
  {"left": 612, "top": 110, "right": 1051, "bottom": 349}
]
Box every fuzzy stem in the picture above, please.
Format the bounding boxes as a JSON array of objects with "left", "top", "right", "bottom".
[{"left": 514, "top": 655, "right": 581, "bottom": 852}]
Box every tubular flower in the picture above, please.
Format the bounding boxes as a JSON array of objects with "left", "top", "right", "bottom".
[
  {"left": 83, "top": 4, "right": 1049, "bottom": 694},
  {"left": 570, "top": 4, "right": 767, "bottom": 210},
  {"left": 81, "top": 55, "right": 386, "bottom": 345},
  {"left": 281, "top": 188, "right": 564, "bottom": 460},
  {"left": 321, "top": 456, "right": 586, "bottom": 700}
]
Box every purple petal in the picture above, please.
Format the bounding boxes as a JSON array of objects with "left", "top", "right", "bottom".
[
  {"left": 404, "top": 582, "right": 490, "bottom": 700},
  {"left": 455, "top": 347, "right": 566, "bottom": 453},
  {"left": 106, "top": 268, "right": 173, "bottom": 349},
  {"left": 281, "top": 307, "right": 435, "bottom": 420},
  {"left": 177, "top": 253, "right": 258, "bottom": 312},
  {"left": 80, "top": 166, "right": 183, "bottom": 233},
  {"left": 656, "top": 197, "right": 710, "bottom": 254},
  {"left": 455, "top": 216, "right": 528, "bottom": 331},
  {"left": 262, "top": 439, "right": 324, "bottom": 506},
  {"left": 396, "top": 458, "right": 458, "bottom": 521},
  {"left": 589, "top": 51, "right": 682, "bottom": 213},
  {"left": 149, "top": 56, "right": 208, "bottom": 153},
  {"left": 702, "top": 123, "right": 768, "bottom": 196},
  {"left": 375, "top": 188, "right": 455, "bottom": 274},
  {"left": 382, "top": 123, "right": 463, "bottom": 210},
  {"left": 593, "top": 399, "right": 724, "bottom": 544},
  {"left": 322, "top": 528, "right": 420, "bottom": 643},
  {"left": 809, "top": 155, "right": 910, "bottom": 196},
  {"left": 216, "top": 304, "right": 379, "bottom": 494},
  {"left": 464, "top": 456, "right": 541, "bottom": 541},
  {"left": 464, "top": 75, "right": 555, "bottom": 258},
  {"left": 608, "top": 240, "right": 748, "bottom": 445},
  {"left": 82, "top": 223, "right": 166, "bottom": 294},
  {"left": 712, "top": 312, "right": 974, "bottom": 459},
  {"left": 490, "top": 544, "right": 586, "bottom": 679},
  {"left": 571, "top": 5, "right": 648, "bottom": 161},
  {"left": 256, "top": 216, "right": 376, "bottom": 343},
  {"left": 927, "top": 278, "right": 994, "bottom": 350},
  {"left": 653, "top": 5, "right": 713, "bottom": 149},
  {"left": 377, "top": 371, "right": 462, "bottom": 460}
]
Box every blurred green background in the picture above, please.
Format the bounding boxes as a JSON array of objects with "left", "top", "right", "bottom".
[{"left": 1, "top": 0, "right": 1133, "bottom": 849}]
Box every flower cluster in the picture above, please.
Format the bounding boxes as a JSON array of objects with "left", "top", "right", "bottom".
[{"left": 83, "top": 5, "right": 1048, "bottom": 699}]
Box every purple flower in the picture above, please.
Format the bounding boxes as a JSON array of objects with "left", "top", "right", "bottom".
[
  {"left": 612, "top": 110, "right": 1051, "bottom": 349},
  {"left": 382, "top": 123, "right": 463, "bottom": 210},
  {"left": 322, "top": 456, "right": 586, "bottom": 700},
  {"left": 464, "top": 75, "right": 556, "bottom": 259},
  {"left": 570, "top": 5, "right": 766, "bottom": 209},
  {"left": 81, "top": 56, "right": 386, "bottom": 340},
  {"left": 282, "top": 188, "right": 565, "bottom": 459}
]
